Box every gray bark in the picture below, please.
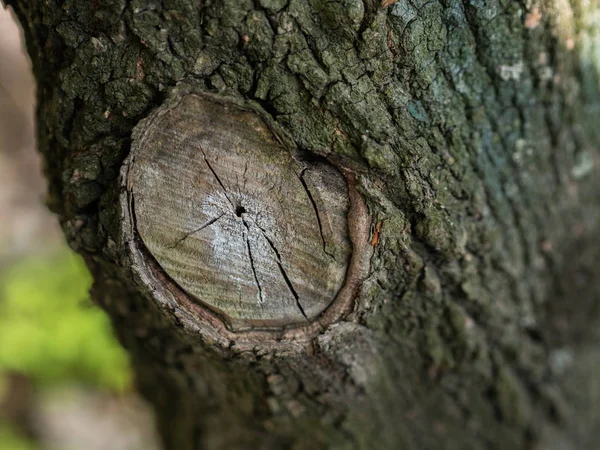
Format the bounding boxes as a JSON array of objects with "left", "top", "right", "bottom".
[{"left": 6, "top": 0, "right": 600, "bottom": 449}]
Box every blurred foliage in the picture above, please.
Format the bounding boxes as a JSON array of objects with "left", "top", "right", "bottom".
[
  {"left": 0, "top": 250, "right": 131, "bottom": 391},
  {"left": 0, "top": 424, "right": 36, "bottom": 450}
]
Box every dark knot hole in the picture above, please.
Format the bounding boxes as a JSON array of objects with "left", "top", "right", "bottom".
[{"left": 235, "top": 205, "right": 246, "bottom": 217}]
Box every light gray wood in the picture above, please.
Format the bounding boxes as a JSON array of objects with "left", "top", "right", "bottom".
[{"left": 129, "top": 94, "right": 351, "bottom": 328}]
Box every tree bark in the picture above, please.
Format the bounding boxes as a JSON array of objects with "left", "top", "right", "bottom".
[{"left": 6, "top": 0, "right": 600, "bottom": 448}]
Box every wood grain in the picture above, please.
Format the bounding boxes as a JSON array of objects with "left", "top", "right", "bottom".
[{"left": 129, "top": 94, "right": 351, "bottom": 328}]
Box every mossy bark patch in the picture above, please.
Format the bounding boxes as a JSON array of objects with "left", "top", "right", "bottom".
[{"left": 129, "top": 93, "right": 351, "bottom": 329}]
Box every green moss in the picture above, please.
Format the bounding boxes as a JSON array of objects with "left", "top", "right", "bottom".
[
  {"left": 286, "top": 50, "right": 329, "bottom": 97},
  {"left": 258, "top": 0, "right": 287, "bottom": 13},
  {"left": 104, "top": 79, "right": 155, "bottom": 118},
  {"left": 494, "top": 364, "right": 532, "bottom": 427},
  {"left": 414, "top": 210, "right": 459, "bottom": 255},
  {"left": 241, "top": 10, "right": 274, "bottom": 62},
  {"left": 424, "top": 319, "right": 447, "bottom": 367}
]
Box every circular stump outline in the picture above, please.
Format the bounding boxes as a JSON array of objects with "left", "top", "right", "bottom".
[{"left": 126, "top": 92, "right": 363, "bottom": 331}]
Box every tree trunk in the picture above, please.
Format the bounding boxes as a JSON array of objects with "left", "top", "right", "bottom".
[{"left": 6, "top": 0, "right": 600, "bottom": 448}]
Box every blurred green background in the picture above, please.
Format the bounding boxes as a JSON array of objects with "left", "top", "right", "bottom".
[
  {"left": 0, "top": 5, "right": 158, "bottom": 449},
  {"left": 0, "top": 251, "right": 130, "bottom": 392},
  {"left": 0, "top": 251, "right": 133, "bottom": 450}
]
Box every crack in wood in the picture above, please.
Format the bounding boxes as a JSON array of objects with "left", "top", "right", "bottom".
[
  {"left": 274, "top": 255, "right": 308, "bottom": 321},
  {"left": 167, "top": 213, "right": 225, "bottom": 249},
  {"left": 199, "top": 146, "right": 309, "bottom": 317},
  {"left": 200, "top": 148, "right": 271, "bottom": 308},
  {"left": 200, "top": 147, "right": 236, "bottom": 210},
  {"left": 298, "top": 168, "right": 336, "bottom": 260},
  {"left": 242, "top": 221, "right": 265, "bottom": 306},
  {"left": 249, "top": 218, "right": 308, "bottom": 321}
]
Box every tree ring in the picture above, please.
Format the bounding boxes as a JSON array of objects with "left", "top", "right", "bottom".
[{"left": 122, "top": 90, "right": 371, "bottom": 336}]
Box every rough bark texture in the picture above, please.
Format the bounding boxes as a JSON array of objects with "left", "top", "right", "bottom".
[{"left": 6, "top": 0, "right": 600, "bottom": 449}]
